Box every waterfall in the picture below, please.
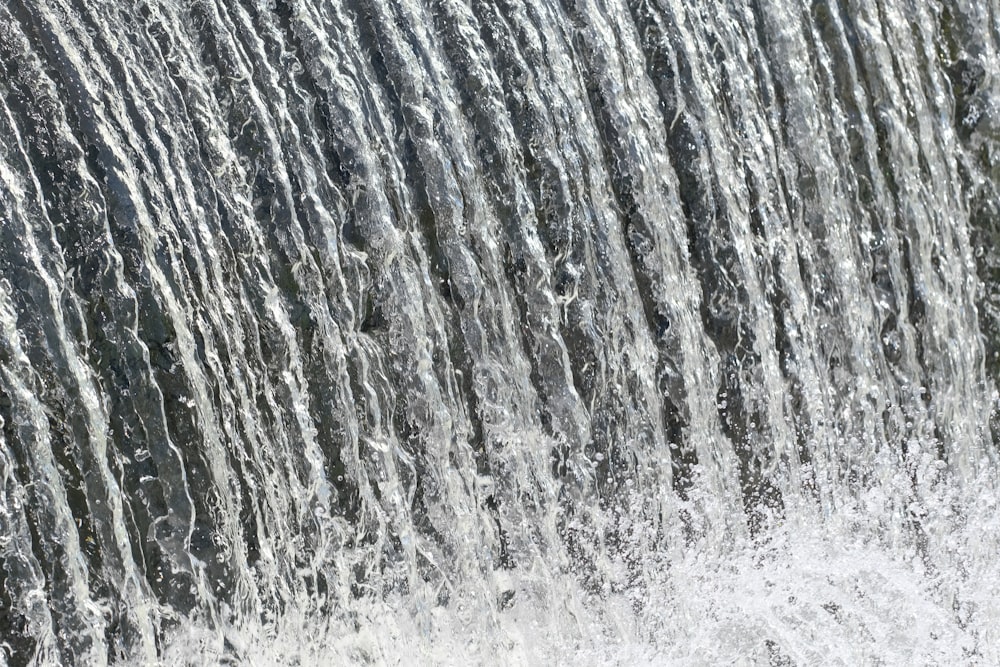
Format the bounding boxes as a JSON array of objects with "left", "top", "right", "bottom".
[{"left": 1, "top": 0, "right": 998, "bottom": 663}]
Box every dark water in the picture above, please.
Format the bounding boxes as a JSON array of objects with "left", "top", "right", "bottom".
[{"left": 0, "top": 0, "right": 998, "bottom": 663}]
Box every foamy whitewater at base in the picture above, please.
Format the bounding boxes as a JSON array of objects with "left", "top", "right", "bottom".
[
  {"left": 159, "top": 486, "right": 1000, "bottom": 665},
  {"left": 0, "top": 0, "right": 998, "bottom": 664}
]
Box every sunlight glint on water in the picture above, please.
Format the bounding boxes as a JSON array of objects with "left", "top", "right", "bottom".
[{"left": 0, "top": 0, "right": 998, "bottom": 663}]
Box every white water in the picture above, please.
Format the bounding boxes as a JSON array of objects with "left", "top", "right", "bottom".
[
  {"left": 0, "top": 0, "right": 998, "bottom": 664},
  {"left": 156, "top": 484, "right": 1000, "bottom": 665}
]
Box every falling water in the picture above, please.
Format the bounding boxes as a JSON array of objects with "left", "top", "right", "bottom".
[{"left": 0, "top": 0, "right": 998, "bottom": 663}]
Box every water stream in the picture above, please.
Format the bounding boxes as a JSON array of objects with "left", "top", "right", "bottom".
[{"left": 1, "top": 0, "right": 998, "bottom": 663}]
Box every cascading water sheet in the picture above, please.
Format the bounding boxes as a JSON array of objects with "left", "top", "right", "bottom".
[{"left": 0, "top": 0, "right": 998, "bottom": 664}]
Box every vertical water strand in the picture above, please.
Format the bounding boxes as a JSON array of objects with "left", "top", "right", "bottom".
[
  {"left": 792, "top": 0, "right": 936, "bottom": 549},
  {"left": 436, "top": 0, "right": 682, "bottom": 611},
  {"left": 542, "top": 0, "right": 709, "bottom": 540},
  {"left": 688, "top": 0, "right": 813, "bottom": 508},
  {"left": 0, "top": 415, "right": 59, "bottom": 664},
  {"left": 0, "top": 178, "right": 60, "bottom": 665},
  {"left": 32, "top": 0, "right": 248, "bottom": 627},
  {"left": 203, "top": 0, "right": 362, "bottom": 621},
  {"left": 316, "top": 0, "right": 474, "bottom": 608},
  {"left": 57, "top": 0, "right": 286, "bottom": 627},
  {"left": 620, "top": 0, "right": 787, "bottom": 527},
  {"left": 469, "top": 0, "right": 653, "bottom": 598},
  {"left": 353, "top": 0, "right": 496, "bottom": 604},
  {"left": 618, "top": 0, "right": 764, "bottom": 538},
  {"left": 713, "top": 1, "right": 832, "bottom": 506},
  {"left": 270, "top": 0, "right": 423, "bottom": 611},
  {"left": 480, "top": 0, "right": 711, "bottom": 572},
  {"left": 348, "top": 0, "right": 568, "bottom": 611},
  {"left": 406, "top": 0, "right": 565, "bottom": 593},
  {"left": 339, "top": 0, "right": 573, "bottom": 623},
  {"left": 228, "top": 0, "right": 379, "bottom": 623},
  {"left": 143, "top": 0, "right": 358, "bottom": 625},
  {"left": 793, "top": 0, "right": 911, "bottom": 514},
  {"left": 0, "top": 292, "right": 94, "bottom": 664},
  {"left": 650, "top": 0, "right": 801, "bottom": 520},
  {"left": 728, "top": 0, "right": 899, "bottom": 516},
  {"left": 461, "top": 0, "right": 603, "bottom": 542},
  {"left": 124, "top": 0, "right": 283, "bottom": 624},
  {"left": 248, "top": 0, "right": 499, "bottom": 619},
  {"left": 676, "top": 0, "right": 838, "bottom": 512},
  {"left": 870, "top": 0, "right": 993, "bottom": 476},
  {"left": 0, "top": 120, "right": 109, "bottom": 664},
  {"left": 1, "top": 7, "right": 206, "bottom": 652},
  {"left": 948, "top": 0, "right": 1000, "bottom": 434}
]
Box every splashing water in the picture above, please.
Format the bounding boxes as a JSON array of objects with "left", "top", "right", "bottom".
[{"left": 0, "top": 0, "right": 998, "bottom": 663}]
